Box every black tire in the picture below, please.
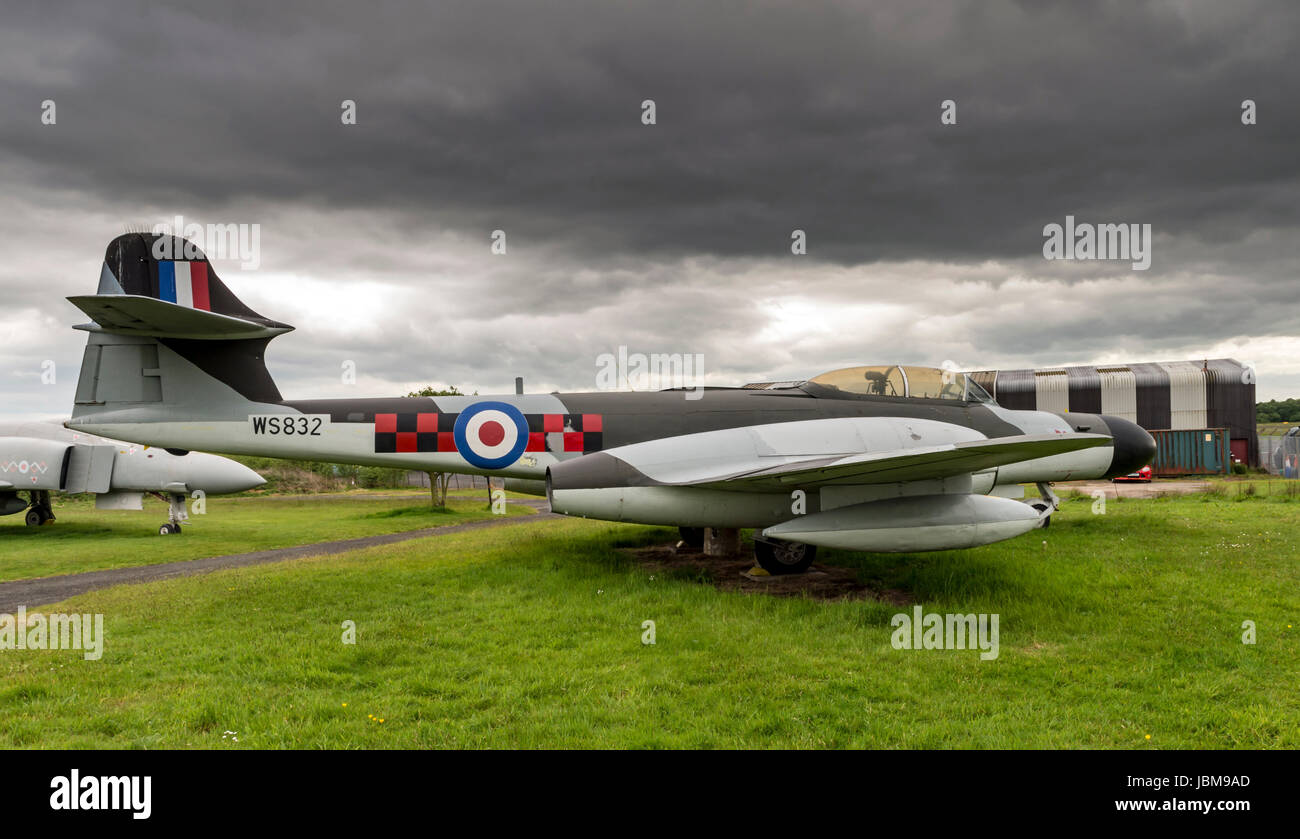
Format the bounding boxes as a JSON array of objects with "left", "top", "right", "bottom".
[
  {"left": 678, "top": 526, "right": 704, "bottom": 549},
  {"left": 753, "top": 538, "right": 816, "bottom": 575},
  {"left": 25, "top": 508, "right": 44, "bottom": 526},
  {"left": 1029, "top": 501, "right": 1052, "bottom": 529}
]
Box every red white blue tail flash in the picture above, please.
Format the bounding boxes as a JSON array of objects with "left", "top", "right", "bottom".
[{"left": 157, "top": 261, "right": 211, "bottom": 310}]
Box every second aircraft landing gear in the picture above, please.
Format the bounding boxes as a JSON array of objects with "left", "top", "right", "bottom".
[
  {"left": 753, "top": 537, "right": 817, "bottom": 575},
  {"left": 24, "top": 491, "right": 54, "bottom": 526},
  {"left": 152, "top": 491, "right": 189, "bottom": 536}
]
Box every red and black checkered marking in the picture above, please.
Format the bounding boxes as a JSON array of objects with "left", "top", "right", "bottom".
[
  {"left": 372, "top": 411, "right": 456, "bottom": 454},
  {"left": 374, "top": 412, "right": 602, "bottom": 455}
]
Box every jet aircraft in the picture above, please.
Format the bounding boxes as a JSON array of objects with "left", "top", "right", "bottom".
[
  {"left": 65, "top": 234, "right": 1155, "bottom": 571},
  {"left": 1, "top": 420, "right": 264, "bottom": 534}
]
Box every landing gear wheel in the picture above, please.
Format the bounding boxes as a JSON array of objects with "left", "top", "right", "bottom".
[
  {"left": 153, "top": 491, "right": 189, "bottom": 536},
  {"left": 753, "top": 539, "right": 816, "bottom": 575},
  {"left": 1029, "top": 501, "right": 1052, "bottom": 528},
  {"left": 25, "top": 491, "right": 55, "bottom": 525},
  {"left": 677, "top": 526, "right": 704, "bottom": 549}
]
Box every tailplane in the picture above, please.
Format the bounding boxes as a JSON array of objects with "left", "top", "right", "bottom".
[
  {"left": 69, "top": 233, "right": 292, "bottom": 425},
  {"left": 70, "top": 232, "right": 291, "bottom": 339}
]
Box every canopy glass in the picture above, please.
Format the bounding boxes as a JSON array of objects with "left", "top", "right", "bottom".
[{"left": 807, "top": 365, "right": 994, "bottom": 403}]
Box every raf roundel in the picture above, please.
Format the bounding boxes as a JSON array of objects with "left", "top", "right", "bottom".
[{"left": 453, "top": 401, "right": 530, "bottom": 469}]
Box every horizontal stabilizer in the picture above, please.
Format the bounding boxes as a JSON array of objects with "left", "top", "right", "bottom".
[
  {"left": 69, "top": 294, "right": 292, "bottom": 340},
  {"left": 70, "top": 232, "right": 293, "bottom": 340}
]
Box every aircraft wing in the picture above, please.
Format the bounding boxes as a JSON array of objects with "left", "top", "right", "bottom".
[
  {"left": 684, "top": 433, "right": 1112, "bottom": 489},
  {"left": 548, "top": 417, "right": 1116, "bottom": 493}
]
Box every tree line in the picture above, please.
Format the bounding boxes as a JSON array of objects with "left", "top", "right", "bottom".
[{"left": 1257, "top": 399, "right": 1300, "bottom": 424}]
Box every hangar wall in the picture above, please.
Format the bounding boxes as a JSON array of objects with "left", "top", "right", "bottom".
[{"left": 971, "top": 358, "right": 1257, "bottom": 468}]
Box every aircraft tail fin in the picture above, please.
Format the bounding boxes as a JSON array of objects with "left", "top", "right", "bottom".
[
  {"left": 69, "top": 232, "right": 292, "bottom": 339},
  {"left": 69, "top": 233, "right": 292, "bottom": 422}
]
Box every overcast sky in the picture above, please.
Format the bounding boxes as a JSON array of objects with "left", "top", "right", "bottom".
[{"left": 2, "top": 0, "right": 1297, "bottom": 420}]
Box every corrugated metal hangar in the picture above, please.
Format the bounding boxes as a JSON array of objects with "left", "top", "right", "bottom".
[{"left": 969, "top": 358, "right": 1257, "bottom": 470}]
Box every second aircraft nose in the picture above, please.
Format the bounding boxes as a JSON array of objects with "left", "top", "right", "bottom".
[
  {"left": 1100, "top": 416, "right": 1157, "bottom": 478},
  {"left": 183, "top": 453, "right": 267, "bottom": 494}
]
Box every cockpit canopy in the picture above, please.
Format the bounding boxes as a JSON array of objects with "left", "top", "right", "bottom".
[{"left": 807, "top": 365, "right": 995, "bottom": 403}]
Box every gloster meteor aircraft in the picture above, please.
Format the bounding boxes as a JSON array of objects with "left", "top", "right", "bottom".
[
  {"left": 1, "top": 420, "right": 264, "bottom": 533},
  {"left": 65, "top": 234, "right": 1155, "bottom": 572}
]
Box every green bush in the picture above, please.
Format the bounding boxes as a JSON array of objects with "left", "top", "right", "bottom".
[
  {"left": 226, "top": 455, "right": 407, "bottom": 493},
  {"left": 358, "top": 466, "right": 410, "bottom": 489}
]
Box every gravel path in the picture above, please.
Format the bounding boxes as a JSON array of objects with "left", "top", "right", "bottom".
[
  {"left": 1062, "top": 479, "right": 1212, "bottom": 499},
  {"left": 0, "top": 505, "right": 558, "bottom": 612}
]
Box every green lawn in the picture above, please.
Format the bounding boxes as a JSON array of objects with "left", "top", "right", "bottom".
[
  {"left": 0, "top": 494, "right": 530, "bottom": 583},
  {"left": 0, "top": 493, "right": 1297, "bottom": 748}
]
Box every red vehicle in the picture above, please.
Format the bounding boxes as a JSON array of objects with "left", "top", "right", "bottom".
[{"left": 1113, "top": 465, "right": 1152, "bottom": 482}]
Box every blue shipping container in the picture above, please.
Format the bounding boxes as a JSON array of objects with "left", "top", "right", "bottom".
[{"left": 1150, "top": 428, "right": 1231, "bottom": 476}]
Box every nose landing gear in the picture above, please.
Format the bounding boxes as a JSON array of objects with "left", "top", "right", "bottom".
[
  {"left": 151, "top": 491, "right": 189, "bottom": 535},
  {"left": 1030, "top": 482, "right": 1060, "bottom": 529}
]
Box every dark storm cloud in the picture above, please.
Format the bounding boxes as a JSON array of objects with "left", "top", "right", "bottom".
[
  {"left": 2, "top": 0, "right": 1298, "bottom": 264},
  {"left": 1, "top": 0, "right": 1298, "bottom": 414}
]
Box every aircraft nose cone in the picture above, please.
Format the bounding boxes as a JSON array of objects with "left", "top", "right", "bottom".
[
  {"left": 188, "top": 453, "right": 266, "bottom": 494},
  {"left": 1102, "top": 416, "right": 1157, "bottom": 478}
]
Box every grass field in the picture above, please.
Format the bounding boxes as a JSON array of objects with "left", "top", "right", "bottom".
[
  {"left": 0, "top": 491, "right": 1297, "bottom": 748},
  {"left": 0, "top": 493, "right": 530, "bottom": 583}
]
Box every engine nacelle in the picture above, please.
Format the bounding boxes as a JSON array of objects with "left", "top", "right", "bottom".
[
  {"left": 763, "top": 493, "right": 1040, "bottom": 552},
  {"left": 548, "top": 483, "right": 793, "bottom": 528}
]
